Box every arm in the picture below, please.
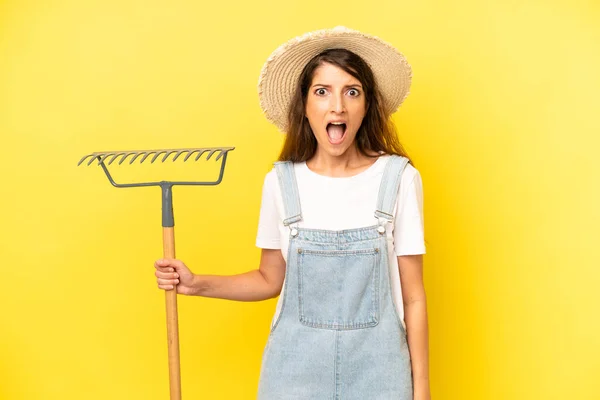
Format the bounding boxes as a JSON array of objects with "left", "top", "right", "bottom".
[
  {"left": 154, "top": 248, "right": 286, "bottom": 302},
  {"left": 398, "top": 254, "right": 431, "bottom": 400},
  {"left": 194, "top": 248, "right": 286, "bottom": 301}
]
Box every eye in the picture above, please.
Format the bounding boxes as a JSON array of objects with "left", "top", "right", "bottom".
[
  {"left": 315, "top": 88, "right": 327, "bottom": 96},
  {"left": 348, "top": 88, "right": 360, "bottom": 97}
]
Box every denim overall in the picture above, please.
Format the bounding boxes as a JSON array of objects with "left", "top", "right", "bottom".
[{"left": 257, "top": 155, "right": 413, "bottom": 400}]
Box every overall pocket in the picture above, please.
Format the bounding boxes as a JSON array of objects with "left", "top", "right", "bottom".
[{"left": 297, "top": 247, "right": 380, "bottom": 330}]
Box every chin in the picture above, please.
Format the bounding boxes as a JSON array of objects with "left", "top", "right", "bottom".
[{"left": 322, "top": 140, "right": 355, "bottom": 156}]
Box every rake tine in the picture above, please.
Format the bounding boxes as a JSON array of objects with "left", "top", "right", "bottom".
[
  {"left": 215, "top": 150, "right": 225, "bottom": 162},
  {"left": 129, "top": 152, "right": 144, "bottom": 164},
  {"left": 140, "top": 151, "right": 155, "bottom": 163},
  {"left": 104, "top": 153, "right": 116, "bottom": 165},
  {"left": 183, "top": 149, "right": 201, "bottom": 161},
  {"left": 106, "top": 152, "right": 123, "bottom": 165},
  {"left": 194, "top": 149, "right": 210, "bottom": 161},
  {"left": 205, "top": 149, "right": 219, "bottom": 161},
  {"left": 172, "top": 150, "right": 187, "bottom": 162},
  {"left": 162, "top": 150, "right": 178, "bottom": 162},
  {"left": 87, "top": 154, "right": 102, "bottom": 166},
  {"left": 151, "top": 151, "right": 167, "bottom": 163},
  {"left": 118, "top": 152, "right": 136, "bottom": 165},
  {"left": 77, "top": 154, "right": 93, "bottom": 166}
]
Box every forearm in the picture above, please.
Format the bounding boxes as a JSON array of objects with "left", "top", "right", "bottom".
[
  {"left": 190, "top": 270, "right": 280, "bottom": 301},
  {"left": 404, "top": 298, "right": 430, "bottom": 388}
]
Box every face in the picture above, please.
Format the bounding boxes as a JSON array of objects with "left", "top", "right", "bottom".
[{"left": 305, "top": 62, "right": 367, "bottom": 157}]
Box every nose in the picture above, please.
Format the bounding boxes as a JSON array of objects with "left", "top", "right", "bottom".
[{"left": 330, "top": 92, "right": 345, "bottom": 114}]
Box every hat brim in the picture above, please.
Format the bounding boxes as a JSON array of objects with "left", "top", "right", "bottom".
[{"left": 258, "top": 26, "right": 412, "bottom": 133}]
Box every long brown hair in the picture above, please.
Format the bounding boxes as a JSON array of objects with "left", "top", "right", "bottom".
[{"left": 277, "top": 48, "right": 413, "bottom": 165}]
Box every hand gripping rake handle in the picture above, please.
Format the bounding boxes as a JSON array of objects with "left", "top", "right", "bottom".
[{"left": 78, "top": 147, "right": 235, "bottom": 400}]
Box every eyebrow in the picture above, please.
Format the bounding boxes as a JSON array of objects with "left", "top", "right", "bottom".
[{"left": 310, "top": 83, "right": 363, "bottom": 89}]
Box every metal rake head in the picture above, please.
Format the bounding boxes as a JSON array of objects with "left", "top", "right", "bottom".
[
  {"left": 77, "top": 147, "right": 234, "bottom": 167},
  {"left": 77, "top": 146, "right": 235, "bottom": 188},
  {"left": 78, "top": 147, "right": 235, "bottom": 227}
]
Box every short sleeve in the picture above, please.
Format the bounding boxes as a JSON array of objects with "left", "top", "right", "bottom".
[
  {"left": 255, "top": 170, "right": 281, "bottom": 249},
  {"left": 393, "top": 169, "right": 426, "bottom": 256}
]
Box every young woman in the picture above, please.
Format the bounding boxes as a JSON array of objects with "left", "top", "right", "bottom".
[{"left": 155, "top": 26, "right": 430, "bottom": 400}]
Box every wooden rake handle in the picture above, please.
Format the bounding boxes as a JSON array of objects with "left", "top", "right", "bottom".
[{"left": 163, "top": 227, "right": 182, "bottom": 400}]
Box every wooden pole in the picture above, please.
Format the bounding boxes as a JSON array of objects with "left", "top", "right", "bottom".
[{"left": 163, "top": 227, "right": 182, "bottom": 400}]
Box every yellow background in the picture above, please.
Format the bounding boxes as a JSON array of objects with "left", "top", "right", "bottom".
[{"left": 1, "top": 0, "right": 599, "bottom": 398}]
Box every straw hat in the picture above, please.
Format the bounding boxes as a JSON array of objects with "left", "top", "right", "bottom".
[{"left": 257, "top": 26, "right": 412, "bottom": 133}]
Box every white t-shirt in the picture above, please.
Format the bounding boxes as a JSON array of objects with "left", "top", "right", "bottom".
[{"left": 255, "top": 154, "right": 426, "bottom": 331}]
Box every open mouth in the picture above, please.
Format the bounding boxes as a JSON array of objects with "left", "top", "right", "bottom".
[{"left": 326, "top": 123, "right": 347, "bottom": 145}]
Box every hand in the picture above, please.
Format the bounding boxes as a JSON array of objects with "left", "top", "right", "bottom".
[{"left": 154, "top": 258, "right": 196, "bottom": 295}]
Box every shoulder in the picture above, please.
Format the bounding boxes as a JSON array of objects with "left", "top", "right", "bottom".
[
  {"left": 402, "top": 161, "right": 420, "bottom": 184},
  {"left": 263, "top": 167, "right": 278, "bottom": 190},
  {"left": 263, "top": 159, "right": 306, "bottom": 188},
  {"left": 383, "top": 155, "right": 420, "bottom": 184},
  {"left": 382, "top": 156, "right": 423, "bottom": 200},
  {"left": 401, "top": 162, "right": 423, "bottom": 198}
]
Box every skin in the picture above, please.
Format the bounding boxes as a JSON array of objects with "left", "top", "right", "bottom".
[
  {"left": 154, "top": 62, "right": 431, "bottom": 399},
  {"left": 304, "top": 62, "right": 373, "bottom": 175}
]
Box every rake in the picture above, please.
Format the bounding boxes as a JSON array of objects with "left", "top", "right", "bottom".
[{"left": 78, "top": 147, "right": 235, "bottom": 400}]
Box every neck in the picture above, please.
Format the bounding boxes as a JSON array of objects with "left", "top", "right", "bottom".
[{"left": 307, "top": 146, "right": 378, "bottom": 177}]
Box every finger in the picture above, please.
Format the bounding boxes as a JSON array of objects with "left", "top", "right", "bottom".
[
  {"left": 155, "top": 267, "right": 175, "bottom": 275},
  {"left": 157, "top": 268, "right": 176, "bottom": 274},
  {"left": 157, "top": 278, "right": 179, "bottom": 286},
  {"left": 154, "top": 262, "right": 175, "bottom": 272},
  {"left": 155, "top": 259, "right": 183, "bottom": 270},
  {"left": 155, "top": 258, "right": 181, "bottom": 267},
  {"left": 155, "top": 271, "right": 179, "bottom": 279},
  {"left": 155, "top": 259, "right": 172, "bottom": 267},
  {"left": 158, "top": 284, "right": 175, "bottom": 290}
]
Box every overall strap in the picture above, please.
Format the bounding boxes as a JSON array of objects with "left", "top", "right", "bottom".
[
  {"left": 274, "top": 161, "right": 303, "bottom": 226},
  {"left": 374, "top": 155, "right": 410, "bottom": 225}
]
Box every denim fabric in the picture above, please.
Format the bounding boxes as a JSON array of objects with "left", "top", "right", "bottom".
[{"left": 257, "top": 155, "right": 413, "bottom": 400}]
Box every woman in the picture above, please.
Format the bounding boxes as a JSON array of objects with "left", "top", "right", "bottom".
[{"left": 155, "top": 26, "right": 430, "bottom": 399}]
